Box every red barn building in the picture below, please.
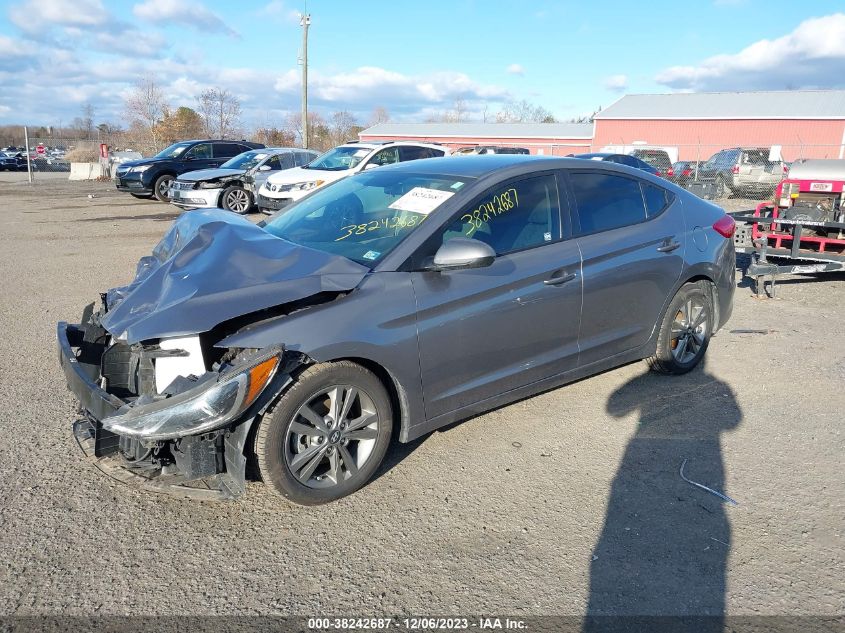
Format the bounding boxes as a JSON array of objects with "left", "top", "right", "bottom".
[
  {"left": 592, "top": 90, "right": 845, "bottom": 162},
  {"left": 357, "top": 122, "right": 594, "bottom": 156}
]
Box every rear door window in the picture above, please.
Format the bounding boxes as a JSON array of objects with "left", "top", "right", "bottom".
[
  {"left": 570, "top": 172, "right": 647, "bottom": 234},
  {"left": 367, "top": 147, "right": 400, "bottom": 167},
  {"left": 399, "top": 146, "right": 444, "bottom": 161},
  {"left": 212, "top": 143, "right": 241, "bottom": 158}
]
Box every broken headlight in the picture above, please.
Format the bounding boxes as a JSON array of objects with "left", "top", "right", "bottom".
[
  {"left": 197, "top": 181, "right": 223, "bottom": 189},
  {"left": 103, "top": 350, "right": 281, "bottom": 441}
]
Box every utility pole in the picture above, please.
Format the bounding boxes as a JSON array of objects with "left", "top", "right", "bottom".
[{"left": 300, "top": 12, "right": 311, "bottom": 149}]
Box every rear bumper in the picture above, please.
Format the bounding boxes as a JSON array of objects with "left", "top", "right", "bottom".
[{"left": 57, "top": 320, "right": 248, "bottom": 500}]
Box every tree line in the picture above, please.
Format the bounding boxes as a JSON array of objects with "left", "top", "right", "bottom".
[{"left": 0, "top": 77, "right": 572, "bottom": 155}]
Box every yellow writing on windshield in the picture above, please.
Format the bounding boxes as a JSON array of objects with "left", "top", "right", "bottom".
[{"left": 335, "top": 213, "right": 426, "bottom": 241}]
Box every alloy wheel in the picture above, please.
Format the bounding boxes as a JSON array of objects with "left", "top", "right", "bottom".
[
  {"left": 225, "top": 188, "right": 251, "bottom": 213},
  {"left": 158, "top": 177, "right": 174, "bottom": 199},
  {"left": 670, "top": 297, "right": 708, "bottom": 364},
  {"left": 284, "top": 385, "right": 380, "bottom": 489}
]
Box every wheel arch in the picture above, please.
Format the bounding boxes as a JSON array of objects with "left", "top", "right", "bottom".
[
  {"left": 331, "top": 356, "right": 411, "bottom": 442},
  {"left": 679, "top": 273, "right": 720, "bottom": 330}
]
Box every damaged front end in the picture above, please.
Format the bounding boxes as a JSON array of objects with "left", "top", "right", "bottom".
[
  {"left": 56, "top": 209, "right": 367, "bottom": 499},
  {"left": 58, "top": 303, "right": 301, "bottom": 500}
]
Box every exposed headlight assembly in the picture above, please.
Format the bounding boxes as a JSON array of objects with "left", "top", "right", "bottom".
[
  {"left": 103, "top": 350, "right": 282, "bottom": 441},
  {"left": 131, "top": 165, "right": 152, "bottom": 173},
  {"left": 197, "top": 181, "right": 222, "bottom": 189}
]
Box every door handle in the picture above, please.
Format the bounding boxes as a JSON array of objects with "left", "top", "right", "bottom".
[
  {"left": 657, "top": 240, "right": 681, "bottom": 253},
  {"left": 544, "top": 272, "right": 577, "bottom": 286}
]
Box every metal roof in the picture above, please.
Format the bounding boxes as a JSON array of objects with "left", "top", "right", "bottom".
[
  {"left": 359, "top": 122, "right": 595, "bottom": 139},
  {"left": 594, "top": 90, "right": 845, "bottom": 120},
  {"left": 788, "top": 160, "right": 845, "bottom": 181}
]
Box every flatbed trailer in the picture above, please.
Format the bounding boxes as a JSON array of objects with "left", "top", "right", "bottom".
[{"left": 731, "top": 206, "right": 845, "bottom": 297}]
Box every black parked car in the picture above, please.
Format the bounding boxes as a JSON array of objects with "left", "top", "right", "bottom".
[
  {"left": 569, "top": 153, "right": 659, "bottom": 176},
  {"left": 669, "top": 161, "right": 701, "bottom": 188},
  {"left": 114, "top": 140, "right": 265, "bottom": 202},
  {"left": 629, "top": 149, "right": 673, "bottom": 178},
  {"left": 0, "top": 151, "right": 27, "bottom": 171}
]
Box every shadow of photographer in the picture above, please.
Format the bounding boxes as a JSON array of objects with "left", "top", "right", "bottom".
[{"left": 584, "top": 360, "right": 741, "bottom": 631}]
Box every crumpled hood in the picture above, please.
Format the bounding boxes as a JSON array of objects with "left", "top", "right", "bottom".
[
  {"left": 178, "top": 168, "right": 245, "bottom": 183},
  {"left": 100, "top": 208, "right": 369, "bottom": 344}
]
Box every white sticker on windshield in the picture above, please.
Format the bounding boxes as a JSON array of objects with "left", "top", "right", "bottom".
[
  {"left": 362, "top": 250, "right": 380, "bottom": 261},
  {"left": 388, "top": 187, "right": 454, "bottom": 215},
  {"left": 354, "top": 149, "right": 369, "bottom": 157}
]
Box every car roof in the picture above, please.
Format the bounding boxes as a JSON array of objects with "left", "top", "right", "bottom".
[
  {"left": 571, "top": 152, "right": 616, "bottom": 159},
  {"left": 338, "top": 141, "right": 444, "bottom": 151}
]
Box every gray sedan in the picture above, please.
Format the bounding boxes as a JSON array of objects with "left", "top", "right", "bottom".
[{"left": 58, "top": 155, "right": 735, "bottom": 504}]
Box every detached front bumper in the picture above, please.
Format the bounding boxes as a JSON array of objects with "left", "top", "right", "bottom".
[
  {"left": 57, "top": 321, "right": 253, "bottom": 500},
  {"left": 256, "top": 193, "right": 294, "bottom": 214}
]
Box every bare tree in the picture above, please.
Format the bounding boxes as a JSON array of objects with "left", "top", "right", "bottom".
[
  {"left": 368, "top": 106, "right": 390, "bottom": 126},
  {"left": 197, "top": 87, "right": 242, "bottom": 139},
  {"left": 124, "top": 77, "right": 168, "bottom": 150},
  {"left": 425, "top": 98, "right": 470, "bottom": 123},
  {"left": 496, "top": 99, "right": 556, "bottom": 123},
  {"left": 328, "top": 110, "right": 359, "bottom": 147},
  {"left": 282, "top": 111, "right": 331, "bottom": 150}
]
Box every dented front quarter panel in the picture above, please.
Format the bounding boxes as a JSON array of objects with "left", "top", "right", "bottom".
[
  {"left": 100, "top": 209, "right": 369, "bottom": 344},
  {"left": 217, "top": 272, "right": 426, "bottom": 441}
]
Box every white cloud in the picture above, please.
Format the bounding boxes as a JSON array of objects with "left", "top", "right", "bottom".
[
  {"left": 9, "top": 0, "right": 111, "bottom": 33},
  {"left": 604, "top": 74, "right": 628, "bottom": 92},
  {"left": 258, "top": 0, "right": 301, "bottom": 24},
  {"left": 273, "top": 66, "right": 509, "bottom": 112},
  {"left": 506, "top": 63, "right": 525, "bottom": 76},
  {"left": 656, "top": 13, "right": 845, "bottom": 91},
  {"left": 133, "top": 0, "right": 239, "bottom": 37}
]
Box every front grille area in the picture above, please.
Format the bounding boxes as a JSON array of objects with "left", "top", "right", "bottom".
[{"left": 171, "top": 181, "right": 195, "bottom": 191}]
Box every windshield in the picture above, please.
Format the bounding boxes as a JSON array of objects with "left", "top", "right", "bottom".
[
  {"left": 221, "top": 151, "right": 270, "bottom": 170},
  {"left": 154, "top": 142, "right": 192, "bottom": 159},
  {"left": 263, "top": 170, "right": 471, "bottom": 266},
  {"left": 304, "top": 146, "right": 372, "bottom": 171}
]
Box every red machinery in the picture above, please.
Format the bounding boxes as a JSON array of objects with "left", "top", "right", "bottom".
[{"left": 732, "top": 159, "right": 845, "bottom": 295}]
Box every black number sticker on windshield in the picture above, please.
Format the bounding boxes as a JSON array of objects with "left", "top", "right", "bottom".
[{"left": 460, "top": 188, "right": 519, "bottom": 237}]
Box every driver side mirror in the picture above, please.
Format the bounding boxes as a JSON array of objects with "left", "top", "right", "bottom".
[
  {"left": 258, "top": 165, "right": 272, "bottom": 171},
  {"left": 363, "top": 163, "right": 378, "bottom": 170},
  {"left": 431, "top": 238, "right": 496, "bottom": 271}
]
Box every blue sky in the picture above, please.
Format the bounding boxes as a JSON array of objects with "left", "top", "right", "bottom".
[{"left": 0, "top": 0, "right": 843, "bottom": 128}]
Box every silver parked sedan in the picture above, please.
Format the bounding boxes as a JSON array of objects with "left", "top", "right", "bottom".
[
  {"left": 169, "top": 147, "right": 318, "bottom": 213},
  {"left": 58, "top": 155, "right": 735, "bottom": 504}
]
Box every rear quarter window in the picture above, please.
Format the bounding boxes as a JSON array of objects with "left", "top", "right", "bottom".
[{"left": 641, "top": 183, "right": 672, "bottom": 217}]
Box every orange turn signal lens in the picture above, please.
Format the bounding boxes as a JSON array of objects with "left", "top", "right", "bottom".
[{"left": 244, "top": 356, "right": 281, "bottom": 408}]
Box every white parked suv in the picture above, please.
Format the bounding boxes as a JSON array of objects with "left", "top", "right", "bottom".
[{"left": 256, "top": 141, "right": 447, "bottom": 214}]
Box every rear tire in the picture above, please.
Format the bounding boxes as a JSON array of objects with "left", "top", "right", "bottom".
[
  {"left": 647, "top": 281, "right": 713, "bottom": 375},
  {"left": 715, "top": 177, "right": 731, "bottom": 199},
  {"left": 254, "top": 361, "right": 393, "bottom": 505},
  {"left": 153, "top": 174, "right": 175, "bottom": 203}
]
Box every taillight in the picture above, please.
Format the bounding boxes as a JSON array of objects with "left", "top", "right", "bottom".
[
  {"left": 667, "top": 168, "right": 674, "bottom": 177},
  {"left": 655, "top": 171, "right": 662, "bottom": 177},
  {"left": 682, "top": 169, "right": 692, "bottom": 177},
  {"left": 713, "top": 215, "right": 736, "bottom": 238},
  {"left": 782, "top": 164, "right": 789, "bottom": 174},
  {"left": 731, "top": 165, "right": 739, "bottom": 174}
]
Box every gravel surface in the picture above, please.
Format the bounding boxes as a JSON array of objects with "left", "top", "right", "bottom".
[{"left": 0, "top": 179, "right": 842, "bottom": 618}]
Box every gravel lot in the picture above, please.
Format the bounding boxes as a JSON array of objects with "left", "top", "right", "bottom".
[{"left": 0, "top": 179, "right": 842, "bottom": 619}]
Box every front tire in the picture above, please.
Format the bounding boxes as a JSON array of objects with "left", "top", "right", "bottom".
[
  {"left": 130, "top": 193, "right": 153, "bottom": 200},
  {"left": 221, "top": 185, "right": 252, "bottom": 214},
  {"left": 254, "top": 361, "right": 393, "bottom": 505},
  {"left": 153, "top": 174, "right": 175, "bottom": 203},
  {"left": 647, "top": 281, "right": 713, "bottom": 375}
]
